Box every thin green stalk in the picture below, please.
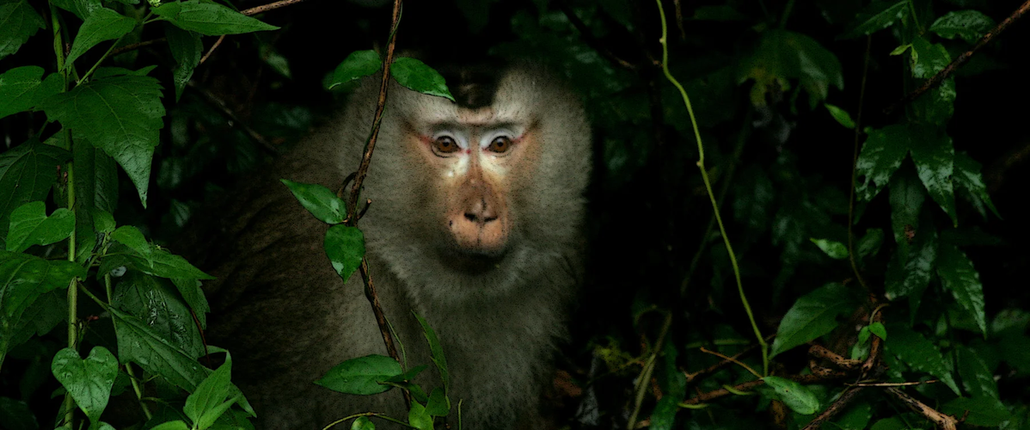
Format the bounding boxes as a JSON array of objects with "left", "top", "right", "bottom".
[
  {"left": 847, "top": 36, "right": 872, "bottom": 291},
  {"left": 654, "top": 0, "right": 768, "bottom": 375},
  {"left": 78, "top": 33, "right": 129, "bottom": 84},
  {"left": 104, "top": 274, "right": 152, "bottom": 420},
  {"left": 63, "top": 159, "right": 78, "bottom": 428},
  {"left": 778, "top": 0, "right": 795, "bottom": 29}
]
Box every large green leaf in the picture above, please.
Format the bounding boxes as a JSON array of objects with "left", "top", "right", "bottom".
[
  {"left": 281, "top": 179, "right": 347, "bottom": 224},
  {"left": 771, "top": 283, "right": 859, "bottom": 357},
  {"left": 391, "top": 58, "right": 454, "bottom": 101},
  {"left": 407, "top": 400, "right": 432, "bottom": 430},
  {"left": 153, "top": 0, "right": 278, "bottom": 36},
  {"left": 888, "top": 167, "right": 924, "bottom": 250},
  {"left": 40, "top": 75, "right": 165, "bottom": 207},
  {"left": 841, "top": 1, "right": 908, "bottom": 38},
  {"left": 70, "top": 135, "right": 119, "bottom": 214},
  {"left": 5, "top": 202, "right": 74, "bottom": 253},
  {"left": 184, "top": 358, "right": 238, "bottom": 430},
  {"left": 324, "top": 225, "right": 365, "bottom": 284},
  {"left": 64, "top": 7, "right": 137, "bottom": 68},
  {"left": 884, "top": 224, "right": 936, "bottom": 301},
  {"left": 0, "top": 0, "right": 45, "bottom": 60},
  {"left": 316, "top": 354, "right": 403, "bottom": 395},
  {"left": 909, "top": 37, "right": 955, "bottom": 125},
  {"left": 0, "top": 251, "right": 84, "bottom": 354},
  {"left": 109, "top": 306, "right": 207, "bottom": 389},
  {"left": 763, "top": 376, "right": 820, "bottom": 415},
  {"left": 884, "top": 325, "right": 960, "bottom": 394},
  {"left": 855, "top": 125, "right": 909, "bottom": 201},
  {"left": 937, "top": 245, "right": 986, "bottom": 336},
  {"left": 51, "top": 346, "right": 118, "bottom": 426},
  {"left": 414, "top": 312, "right": 450, "bottom": 392},
  {"left": 740, "top": 29, "right": 843, "bottom": 107},
  {"left": 953, "top": 152, "right": 999, "bottom": 219},
  {"left": 930, "top": 10, "right": 995, "bottom": 43},
  {"left": 0, "top": 66, "right": 62, "bottom": 119},
  {"left": 327, "top": 50, "right": 381, "bottom": 90},
  {"left": 957, "top": 346, "right": 998, "bottom": 399},
  {"left": 0, "top": 141, "right": 70, "bottom": 244},
  {"left": 909, "top": 129, "right": 956, "bottom": 225},
  {"left": 112, "top": 271, "right": 204, "bottom": 358},
  {"left": 102, "top": 226, "right": 214, "bottom": 280},
  {"left": 941, "top": 396, "right": 1010, "bottom": 426},
  {"left": 165, "top": 24, "right": 202, "bottom": 101}
]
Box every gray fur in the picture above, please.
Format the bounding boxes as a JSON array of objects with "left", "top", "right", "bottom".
[{"left": 180, "top": 64, "right": 590, "bottom": 429}]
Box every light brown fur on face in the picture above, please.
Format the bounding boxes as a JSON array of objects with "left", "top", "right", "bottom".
[{"left": 178, "top": 63, "right": 590, "bottom": 429}]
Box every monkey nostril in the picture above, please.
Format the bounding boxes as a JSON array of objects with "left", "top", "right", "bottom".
[
  {"left": 484, "top": 215, "right": 498, "bottom": 223},
  {"left": 464, "top": 213, "right": 478, "bottom": 222}
]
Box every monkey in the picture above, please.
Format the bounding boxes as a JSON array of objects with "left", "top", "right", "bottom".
[{"left": 177, "top": 62, "right": 591, "bottom": 429}]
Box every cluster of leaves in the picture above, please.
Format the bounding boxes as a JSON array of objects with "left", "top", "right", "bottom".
[
  {"left": 536, "top": 1, "right": 1025, "bottom": 429},
  {"left": 0, "top": 0, "right": 282, "bottom": 428}
]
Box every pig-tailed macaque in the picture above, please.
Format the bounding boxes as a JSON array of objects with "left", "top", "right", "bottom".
[{"left": 178, "top": 63, "right": 591, "bottom": 429}]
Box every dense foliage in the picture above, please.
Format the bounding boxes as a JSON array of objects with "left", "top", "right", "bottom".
[{"left": 2, "top": 0, "right": 1029, "bottom": 429}]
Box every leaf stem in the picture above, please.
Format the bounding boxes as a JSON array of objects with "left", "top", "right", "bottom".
[{"left": 654, "top": 0, "right": 768, "bottom": 375}]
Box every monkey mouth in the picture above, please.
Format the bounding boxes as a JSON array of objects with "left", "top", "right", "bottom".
[{"left": 440, "top": 247, "right": 508, "bottom": 275}]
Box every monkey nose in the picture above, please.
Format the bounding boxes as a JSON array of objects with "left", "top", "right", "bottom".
[{"left": 464, "top": 199, "right": 499, "bottom": 224}]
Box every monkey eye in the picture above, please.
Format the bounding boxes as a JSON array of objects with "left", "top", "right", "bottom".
[
  {"left": 432, "top": 136, "right": 460, "bottom": 155},
  {"left": 487, "top": 136, "right": 513, "bottom": 153}
]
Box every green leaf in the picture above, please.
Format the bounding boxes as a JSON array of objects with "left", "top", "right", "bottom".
[
  {"left": 5, "top": 202, "right": 74, "bottom": 253},
  {"left": 414, "top": 312, "right": 450, "bottom": 392},
  {"left": 0, "top": 251, "right": 84, "bottom": 354},
  {"left": 407, "top": 401, "right": 433, "bottom": 430},
  {"left": 909, "top": 38, "right": 955, "bottom": 124},
  {"left": 184, "top": 358, "right": 237, "bottom": 430},
  {"left": 0, "top": 0, "right": 46, "bottom": 60},
  {"left": 832, "top": 402, "right": 872, "bottom": 430},
  {"left": 109, "top": 306, "right": 208, "bottom": 390},
  {"left": 937, "top": 244, "right": 986, "bottom": 336},
  {"left": 740, "top": 29, "right": 842, "bottom": 107},
  {"left": 40, "top": 75, "right": 165, "bottom": 207},
  {"left": 650, "top": 341, "right": 685, "bottom": 430},
  {"left": 841, "top": 1, "right": 908, "bottom": 38},
  {"left": 809, "top": 238, "right": 848, "bottom": 260},
  {"left": 324, "top": 225, "right": 365, "bottom": 283},
  {"left": 281, "top": 179, "right": 347, "bottom": 224},
  {"left": 957, "top": 347, "right": 998, "bottom": 399},
  {"left": 0, "top": 141, "right": 70, "bottom": 243},
  {"left": 165, "top": 24, "right": 202, "bottom": 101},
  {"left": 425, "top": 387, "right": 450, "bottom": 417},
  {"left": 953, "top": 152, "right": 999, "bottom": 219},
  {"left": 51, "top": 346, "right": 118, "bottom": 425},
  {"left": 888, "top": 167, "right": 924, "bottom": 248},
  {"left": 763, "top": 376, "right": 819, "bottom": 415},
  {"left": 150, "top": 421, "right": 190, "bottom": 430},
  {"left": 884, "top": 324, "right": 960, "bottom": 394},
  {"left": 771, "top": 283, "right": 859, "bottom": 357},
  {"left": 856, "top": 125, "right": 910, "bottom": 201},
  {"left": 64, "top": 8, "right": 136, "bottom": 68},
  {"left": 884, "top": 219, "right": 936, "bottom": 301},
  {"left": 112, "top": 271, "right": 204, "bottom": 358},
  {"left": 152, "top": 0, "right": 278, "bottom": 36},
  {"left": 0, "top": 396, "right": 37, "bottom": 430},
  {"left": 0, "top": 67, "right": 62, "bottom": 119},
  {"left": 823, "top": 103, "right": 855, "bottom": 129},
  {"left": 868, "top": 322, "right": 887, "bottom": 340},
  {"left": 941, "top": 396, "right": 1010, "bottom": 426},
  {"left": 909, "top": 129, "right": 956, "bottom": 225},
  {"left": 105, "top": 226, "right": 214, "bottom": 280},
  {"left": 350, "top": 416, "right": 374, "bottom": 430},
  {"left": 930, "top": 10, "right": 995, "bottom": 43},
  {"left": 172, "top": 277, "right": 209, "bottom": 329},
  {"left": 856, "top": 229, "right": 884, "bottom": 259},
  {"left": 50, "top": 0, "right": 102, "bottom": 20},
  {"left": 390, "top": 58, "right": 454, "bottom": 101},
  {"left": 91, "top": 208, "right": 115, "bottom": 234},
  {"left": 316, "top": 354, "right": 403, "bottom": 395},
  {"left": 72, "top": 136, "right": 120, "bottom": 215},
  {"left": 327, "top": 50, "right": 381, "bottom": 90}
]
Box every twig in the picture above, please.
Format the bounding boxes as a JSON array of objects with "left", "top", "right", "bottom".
[
  {"left": 241, "top": 0, "right": 306, "bottom": 16},
  {"left": 681, "top": 372, "right": 850, "bottom": 405},
  {"left": 847, "top": 36, "right": 872, "bottom": 291},
  {"left": 699, "top": 347, "right": 760, "bottom": 378},
  {"left": 110, "top": 38, "right": 164, "bottom": 57},
  {"left": 801, "top": 387, "right": 864, "bottom": 430},
  {"left": 345, "top": 0, "right": 408, "bottom": 409},
  {"left": 683, "top": 333, "right": 771, "bottom": 383},
  {"left": 187, "top": 82, "right": 279, "bottom": 155},
  {"left": 886, "top": 387, "right": 959, "bottom": 430},
  {"left": 199, "top": 35, "right": 225, "bottom": 65},
  {"left": 884, "top": 0, "right": 1030, "bottom": 114},
  {"left": 808, "top": 345, "right": 862, "bottom": 371},
  {"left": 625, "top": 313, "right": 673, "bottom": 430}
]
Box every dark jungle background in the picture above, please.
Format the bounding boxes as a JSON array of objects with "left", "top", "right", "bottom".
[{"left": 1, "top": 0, "right": 1029, "bottom": 429}]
